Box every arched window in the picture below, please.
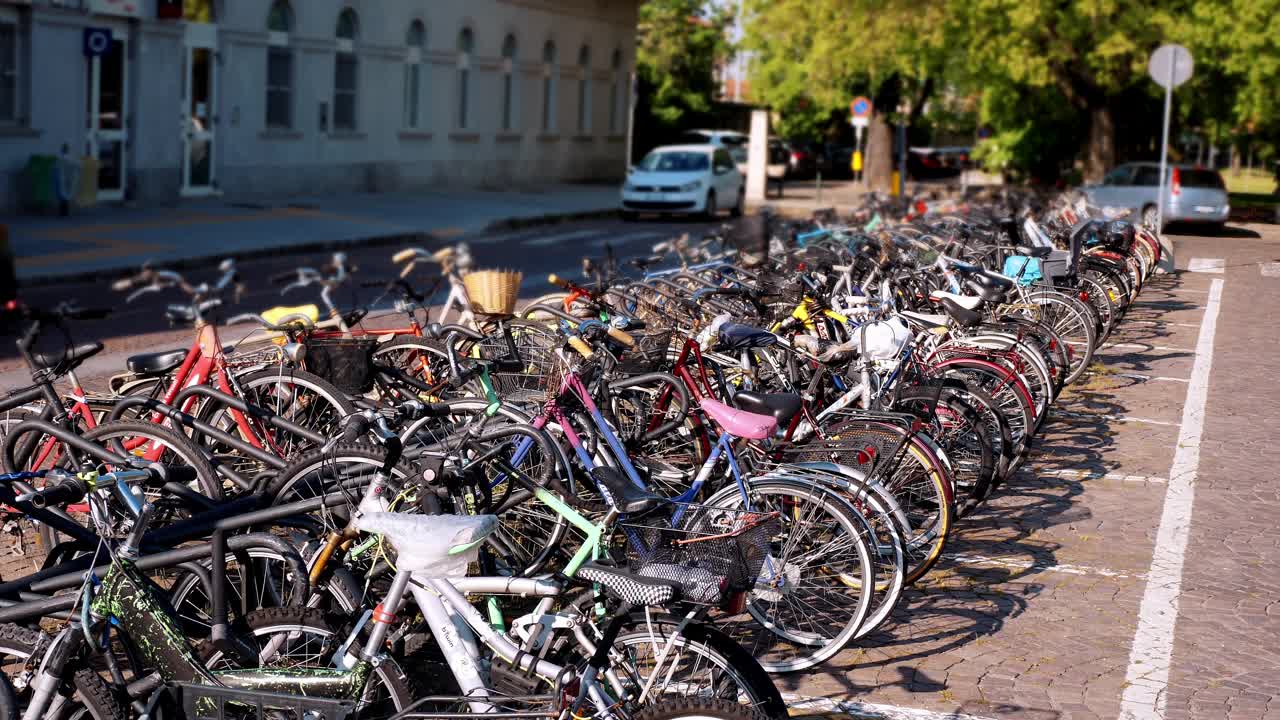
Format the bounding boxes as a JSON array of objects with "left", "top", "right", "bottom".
[
  {"left": 403, "top": 20, "right": 426, "bottom": 129},
  {"left": 501, "top": 34, "right": 518, "bottom": 131},
  {"left": 609, "top": 49, "right": 624, "bottom": 134},
  {"left": 541, "top": 40, "right": 557, "bottom": 132},
  {"left": 457, "top": 28, "right": 474, "bottom": 129},
  {"left": 333, "top": 8, "right": 358, "bottom": 131},
  {"left": 265, "top": 0, "right": 293, "bottom": 129},
  {"left": 576, "top": 44, "right": 591, "bottom": 133}
]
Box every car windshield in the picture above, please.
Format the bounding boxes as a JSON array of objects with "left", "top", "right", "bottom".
[
  {"left": 1181, "top": 169, "right": 1225, "bottom": 189},
  {"left": 637, "top": 151, "right": 709, "bottom": 172}
]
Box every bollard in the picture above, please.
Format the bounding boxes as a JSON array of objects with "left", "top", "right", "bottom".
[{"left": 816, "top": 172, "right": 822, "bottom": 206}]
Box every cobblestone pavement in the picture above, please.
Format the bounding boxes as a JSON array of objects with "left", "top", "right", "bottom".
[{"left": 784, "top": 224, "right": 1280, "bottom": 719}]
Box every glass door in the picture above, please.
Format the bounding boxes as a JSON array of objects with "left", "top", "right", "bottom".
[
  {"left": 181, "top": 23, "right": 217, "bottom": 195},
  {"left": 86, "top": 33, "right": 129, "bottom": 202}
]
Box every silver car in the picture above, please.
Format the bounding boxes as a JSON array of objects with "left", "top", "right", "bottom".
[{"left": 1084, "top": 162, "right": 1230, "bottom": 229}]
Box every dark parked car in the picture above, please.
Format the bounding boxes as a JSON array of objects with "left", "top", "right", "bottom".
[
  {"left": 781, "top": 140, "right": 826, "bottom": 179},
  {"left": 908, "top": 146, "right": 969, "bottom": 180}
]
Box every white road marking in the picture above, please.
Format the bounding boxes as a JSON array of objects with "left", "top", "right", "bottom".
[
  {"left": 591, "top": 231, "right": 665, "bottom": 248},
  {"left": 784, "top": 695, "right": 999, "bottom": 720},
  {"left": 1186, "top": 257, "right": 1224, "bottom": 274},
  {"left": 949, "top": 553, "right": 1143, "bottom": 580},
  {"left": 1036, "top": 467, "right": 1168, "bottom": 484},
  {"left": 524, "top": 230, "right": 601, "bottom": 247},
  {"left": 1260, "top": 262, "right": 1280, "bottom": 278},
  {"left": 1119, "top": 277, "right": 1224, "bottom": 719}
]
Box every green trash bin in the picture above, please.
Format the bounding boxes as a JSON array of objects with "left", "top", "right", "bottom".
[{"left": 23, "top": 155, "right": 57, "bottom": 213}]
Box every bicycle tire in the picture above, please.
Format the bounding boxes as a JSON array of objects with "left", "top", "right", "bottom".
[
  {"left": 702, "top": 478, "right": 875, "bottom": 672},
  {"left": 632, "top": 697, "right": 767, "bottom": 720},
  {"left": 200, "top": 606, "right": 415, "bottom": 717}
]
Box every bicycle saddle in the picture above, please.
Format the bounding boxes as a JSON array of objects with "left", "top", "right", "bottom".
[
  {"left": 1015, "top": 246, "right": 1053, "bottom": 259},
  {"left": 32, "top": 342, "right": 104, "bottom": 371},
  {"left": 591, "top": 466, "right": 669, "bottom": 516},
  {"left": 929, "top": 290, "right": 982, "bottom": 311},
  {"left": 715, "top": 323, "right": 777, "bottom": 351},
  {"left": 900, "top": 310, "right": 949, "bottom": 330},
  {"left": 937, "top": 297, "right": 983, "bottom": 328},
  {"left": 577, "top": 561, "right": 681, "bottom": 607},
  {"left": 126, "top": 348, "right": 186, "bottom": 375},
  {"left": 733, "top": 391, "right": 802, "bottom": 427},
  {"left": 699, "top": 397, "right": 777, "bottom": 440},
  {"left": 355, "top": 512, "right": 496, "bottom": 575}
]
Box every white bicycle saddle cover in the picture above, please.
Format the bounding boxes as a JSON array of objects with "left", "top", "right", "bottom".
[{"left": 355, "top": 512, "right": 497, "bottom": 577}]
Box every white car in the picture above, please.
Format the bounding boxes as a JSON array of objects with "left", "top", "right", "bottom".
[{"left": 620, "top": 144, "right": 745, "bottom": 220}]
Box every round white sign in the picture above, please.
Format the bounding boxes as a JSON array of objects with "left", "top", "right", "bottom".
[{"left": 1148, "top": 44, "right": 1193, "bottom": 89}]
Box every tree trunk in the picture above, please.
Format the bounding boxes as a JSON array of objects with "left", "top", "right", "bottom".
[
  {"left": 865, "top": 112, "right": 894, "bottom": 193},
  {"left": 1082, "top": 105, "right": 1115, "bottom": 183},
  {"left": 1229, "top": 143, "right": 1240, "bottom": 173}
]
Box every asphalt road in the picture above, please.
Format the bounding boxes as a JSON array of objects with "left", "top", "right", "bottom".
[{"left": 1, "top": 215, "right": 720, "bottom": 377}]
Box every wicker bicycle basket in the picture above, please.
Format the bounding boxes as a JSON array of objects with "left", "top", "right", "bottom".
[
  {"left": 304, "top": 337, "right": 378, "bottom": 395},
  {"left": 464, "top": 270, "right": 523, "bottom": 317},
  {"left": 618, "top": 505, "right": 780, "bottom": 606}
]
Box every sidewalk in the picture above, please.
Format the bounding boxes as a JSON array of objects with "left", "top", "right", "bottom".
[{"left": 7, "top": 184, "right": 619, "bottom": 284}]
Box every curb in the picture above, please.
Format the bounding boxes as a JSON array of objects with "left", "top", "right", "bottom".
[
  {"left": 16, "top": 205, "right": 619, "bottom": 289},
  {"left": 16, "top": 230, "right": 435, "bottom": 289},
  {"left": 482, "top": 207, "right": 619, "bottom": 232}
]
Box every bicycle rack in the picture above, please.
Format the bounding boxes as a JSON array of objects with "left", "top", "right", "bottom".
[
  {"left": 107, "top": 396, "right": 277, "bottom": 491},
  {"left": 172, "top": 385, "right": 327, "bottom": 445}
]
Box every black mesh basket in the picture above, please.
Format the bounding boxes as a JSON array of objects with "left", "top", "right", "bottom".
[
  {"left": 305, "top": 337, "right": 378, "bottom": 395},
  {"left": 617, "top": 328, "right": 673, "bottom": 374},
  {"left": 619, "top": 505, "right": 780, "bottom": 605}
]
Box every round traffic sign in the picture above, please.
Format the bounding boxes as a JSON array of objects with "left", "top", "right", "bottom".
[
  {"left": 1148, "top": 44, "right": 1193, "bottom": 89},
  {"left": 850, "top": 96, "right": 872, "bottom": 118}
]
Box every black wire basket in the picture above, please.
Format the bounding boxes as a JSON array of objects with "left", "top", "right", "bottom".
[
  {"left": 305, "top": 337, "right": 379, "bottom": 395},
  {"left": 617, "top": 328, "right": 673, "bottom": 374},
  {"left": 619, "top": 504, "right": 780, "bottom": 606}
]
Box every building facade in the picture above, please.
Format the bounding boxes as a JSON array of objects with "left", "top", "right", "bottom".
[{"left": 0, "top": 0, "right": 638, "bottom": 212}]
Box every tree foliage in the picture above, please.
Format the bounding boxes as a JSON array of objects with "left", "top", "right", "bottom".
[
  {"left": 635, "top": 0, "right": 734, "bottom": 128},
  {"left": 742, "top": 0, "right": 1280, "bottom": 181}
]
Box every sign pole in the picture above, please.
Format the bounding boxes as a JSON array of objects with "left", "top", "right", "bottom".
[
  {"left": 854, "top": 125, "right": 863, "bottom": 184},
  {"left": 1155, "top": 55, "right": 1175, "bottom": 231}
]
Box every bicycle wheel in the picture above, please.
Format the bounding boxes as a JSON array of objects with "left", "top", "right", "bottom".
[
  {"left": 403, "top": 401, "right": 574, "bottom": 576},
  {"left": 0, "top": 624, "right": 124, "bottom": 720},
  {"left": 633, "top": 698, "right": 767, "bottom": 720},
  {"left": 200, "top": 607, "right": 415, "bottom": 718},
  {"left": 369, "top": 335, "right": 453, "bottom": 402},
  {"left": 893, "top": 386, "right": 995, "bottom": 514},
  {"left": 200, "top": 366, "right": 357, "bottom": 476},
  {"left": 703, "top": 478, "right": 874, "bottom": 672},
  {"left": 1025, "top": 290, "right": 1097, "bottom": 385},
  {"left": 581, "top": 610, "right": 786, "bottom": 718}
]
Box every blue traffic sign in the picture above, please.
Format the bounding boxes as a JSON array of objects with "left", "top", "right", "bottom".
[
  {"left": 851, "top": 96, "right": 872, "bottom": 118},
  {"left": 83, "top": 27, "right": 112, "bottom": 57}
]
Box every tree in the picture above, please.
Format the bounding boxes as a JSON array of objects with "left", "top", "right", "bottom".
[
  {"left": 742, "top": 0, "right": 955, "bottom": 190},
  {"left": 635, "top": 0, "right": 733, "bottom": 130}
]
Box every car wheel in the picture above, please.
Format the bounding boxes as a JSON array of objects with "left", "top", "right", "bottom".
[
  {"left": 1141, "top": 204, "right": 1159, "bottom": 230},
  {"left": 731, "top": 188, "right": 745, "bottom": 217},
  {"left": 704, "top": 191, "right": 717, "bottom": 220}
]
